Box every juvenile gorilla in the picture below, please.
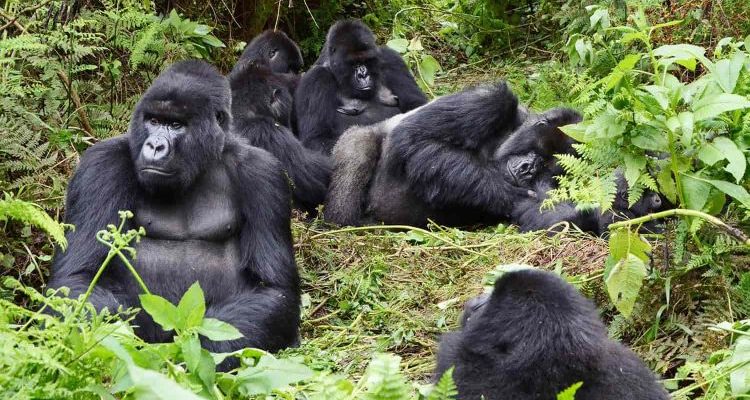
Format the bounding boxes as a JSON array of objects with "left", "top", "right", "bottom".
[
  {"left": 237, "top": 30, "right": 303, "bottom": 74},
  {"left": 229, "top": 61, "right": 332, "bottom": 214},
  {"left": 435, "top": 269, "right": 670, "bottom": 400},
  {"left": 295, "top": 19, "right": 427, "bottom": 154},
  {"left": 49, "top": 61, "right": 300, "bottom": 368},
  {"left": 325, "top": 83, "right": 533, "bottom": 227}
]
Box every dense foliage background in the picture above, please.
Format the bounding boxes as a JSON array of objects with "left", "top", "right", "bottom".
[{"left": 2, "top": 0, "right": 750, "bottom": 398}]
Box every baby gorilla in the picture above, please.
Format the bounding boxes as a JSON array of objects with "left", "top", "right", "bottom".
[{"left": 435, "top": 269, "right": 669, "bottom": 400}]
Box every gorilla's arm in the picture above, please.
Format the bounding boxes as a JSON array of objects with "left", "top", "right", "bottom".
[
  {"left": 238, "top": 117, "right": 332, "bottom": 213},
  {"left": 324, "top": 123, "right": 387, "bottom": 226},
  {"left": 49, "top": 136, "right": 139, "bottom": 310},
  {"left": 434, "top": 332, "right": 462, "bottom": 381},
  {"left": 294, "top": 66, "right": 341, "bottom": 153},
  {"left": 385, "top": 89, "right": 531, "bottom": 214},
  {"left": 379, "top": 46, "right": 428, "bottom": 112}
]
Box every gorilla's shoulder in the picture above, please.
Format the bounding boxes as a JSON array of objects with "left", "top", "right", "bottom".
[
  {"left": 224, "top": 135, "right": 282, "bottom": 170},
  {"left": 78, "top": 135, "right": 131, "bottom": 168},
  {"left": 300, "top": 65, "right": 335, "bottom": 83}
]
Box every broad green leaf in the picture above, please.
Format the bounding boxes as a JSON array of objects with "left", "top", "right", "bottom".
[
  {"left": 201, "top": 35, "right": 225, "bottom": 48},
  {"left": 653, "top": 44, "right": 709, "bottom": 71},
  {"left": 386, "top": 38, "right": 409, "bottom": 53},
  {"left": 677, "top": 111, "right": 694, "bottom": 144},
  {"left": 196, "top": 349, "right": 217, "bottom": 392},
  {"left": 714, "top": 52, "right": 745, "bottom": 93},
  {"left": 589, "top": 8, "right": 609, "bottom": 29},
  {"left": 728, "top": 336, "right": 750, "bottom": 395},
  {"left": 139, "top": 294, "right": 179, "bottom": 331},
  {"left": 712, "top": 137, "right": 746, "bottom": 182},
  {"left": 605, "top": 228, "right": 651, "bottom": 279},
  {"left": 698, "top": 142, "right": 725, "bottom": 166},
  {"left": 126, "top": 364, "right": 204, "bottom": 400},
  {"left": 178, "top": 282, "right": 206, "bottom": 329},
  {"left": 418, "top": 55, "right": 441, "bottom": 86},
  {"left": 559, "top": 123, "right": 587, "bottom": 143},
  {"left": 705, "top": 179, "right": 750, "bottom": 209},
  {"left": 680, "top": 174, "right": 711, "bottom": 210},
  {"left": 692, "top": 93, "right": 750, "bottom": 121},
  {"left": 623, "top": 153, "right": 646, "bottom": 187},
  {"left": 586, "top": 108, "right": 626, "bottom": 139},
  {"left": 235, "top": 356, "right": 314, "bottom": 396},
  {"left": 181, "top": 334, "right": 202, "bottom": 372},
  {"left": 197, "top": 318, "right": 243, "bottom": 341},
  {"left": 642, "top": 85, "right": 670, "bottom": 110},
  {"left": 605, "top": 253, "right": 647, "bottom": 318},
  {"left": 656, "top": 168, "right": 678, "bottom": 204},
  {"left": 631, "top": 125, "right": 668, "bottom": 151},
  {"left": 557, "top": 382, "right": 584, "bottom": 400}
]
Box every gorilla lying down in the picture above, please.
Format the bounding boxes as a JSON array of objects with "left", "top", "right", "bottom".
[
  {"left": 325, "top": 82, "right": 666, "bottom": 233},
  {"left": 435, "top": 268, "right": 670, "bottom": 399},
  {"left": 49, "top": 61, "right": 300, "bottom": 370}
]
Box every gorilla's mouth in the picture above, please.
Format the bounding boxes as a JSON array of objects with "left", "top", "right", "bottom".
[{"left": 141, "top": 167, "right": 174, "bottom": 177}]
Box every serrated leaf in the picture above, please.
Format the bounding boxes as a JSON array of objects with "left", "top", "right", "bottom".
[
  {"left": 677, "top": 111, "right": 694, "bottom": 144},
  {"left": 653, "top": 44, "right": 708, "bottom": 71},
  {"left": 386, "top": 38, "right": 409, "bottom": 53},
  {"left": 624, "top": 153, "right": 646, "bottom": 187},
  {"left": 139, "top": 294, "right": 179, "bottom": 331},
  {"left": 181, "top": 334, "right": 201, "bottom": 372},
  {"left": 728, "top": 336, "right": 750, "bottom": 395},
  {"left": 418, "top": 55, "right": 441, "bottom": 86},
  {"left": 557, "top": 381, "right": 583, "bottom": 400},
  {"left": 605, "top": 253, "right": 647, "bottom": 318},
  {"left": 692, "top": 93, "right": 750, "bottom": 121},
  {"left": 126, "top": 364, "right": 204, "bottom": 399},
  {"left": 235, "top": 355, "right": 314, "bottom": 396},
  {"left": 681, "top": 174, "right": 711, "bottom": 210},
  {"left": 705, "top": 179, "right": 750, "bottom": 209},
  {"left": 642, "top": 85, "right": 670, "bottom": 110},
  {"left": 178, "top": 282, "right": 206, "bottom": 329},
  {"left": 712, "top": 137, "right": 746, "bottom": 182},
  {"left": 714, "top": 52, "right": 745, "bottom": 93},
  {"left": 656, "top": 168, "right": 678, "bottom": 204},
  {"left": 197, "top": 318, "right": 243, "bottom": 341}
]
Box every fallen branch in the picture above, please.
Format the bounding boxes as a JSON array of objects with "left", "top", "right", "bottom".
[
  {"left": 608, "top": 208, "right": 750, "bottom": 245},
  {"left": 57, "top": 70, "right": 95, "bottom": 137}
]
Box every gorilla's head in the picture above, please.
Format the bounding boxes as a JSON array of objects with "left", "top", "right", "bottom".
[
  {"left": 462, "top": 269, "right": 607, "bottom": 356},
  {"left": 229, "top": 61, "right": 294, "bottom": 127},
  {"left": 324, "top": 19, "right": 381, "bottom": 98},
  {"left": 494, "top": 107, "right": 582, "bottom": 186},
  {"left": 239, "top": 30, "right": 303, "bottom": 74},
  {"left": 129, "top": 60, "right": 232, "bottom": 194}
]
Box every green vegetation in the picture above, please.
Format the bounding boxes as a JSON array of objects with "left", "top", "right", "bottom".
[{"left": 2, "top": 0, "right": 750, "bottom": 398}]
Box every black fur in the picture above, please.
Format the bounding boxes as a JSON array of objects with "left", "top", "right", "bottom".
[
  {"left": 236, "top": 30, "right": 303, "bottom": 75},
  {"left": 50, "top": 60, "right": 300, "bottom": 370},
  {"left": 229, "top": 62, "right": 332, "bottom": 214},
  {"left": 325, "top": 83, "right": 532, "bottom": 227},
  {"left": 435, "top": 269, "right": 669, "bottom": 400},
  {"left": 294, "top": 19, "right": 427, "bottom": 154}
]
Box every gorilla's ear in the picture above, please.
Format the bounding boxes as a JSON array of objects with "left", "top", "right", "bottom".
[{"left": 542, "top": 108, "right": 582, "bottom": 127}]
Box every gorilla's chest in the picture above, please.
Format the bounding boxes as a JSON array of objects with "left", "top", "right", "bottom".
[
  {"left": 338, "top": 102, "right": 400, "bottom": 131},
  {"left": 131, "top": 166, "right": 243, "bottom": 297},
  {"left": 135, "top": 167, "right": 241, "bottom": 241}
]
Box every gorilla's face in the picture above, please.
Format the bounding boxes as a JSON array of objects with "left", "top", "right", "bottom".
[
  {"left": 129, "top": 62, "right": 230, "bottom": 195},
  {"left": 460, "top": 293, "right": 490, "bottom": 328},
  {"left": 264, "top": 34, "right": 303, "bottom": 74},
  {"left": 327, "top": 23, "right": 381, "bottom": 98},
  {"left": 506, "top": 152, "right": 543, "bottom": 186},
  {"left": 229, "top": 63, "right": 294, "bottom": 127}
]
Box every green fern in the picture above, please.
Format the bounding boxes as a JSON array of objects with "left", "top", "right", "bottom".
[
  {"left": 363, "top": 354, "right": 411, "bottom": 400},
  {"left": 427, "top": 368, "right": 458, "bottom": 400},
  {"left": 0, "top": 194, "right": 68, "bottom": 249}
]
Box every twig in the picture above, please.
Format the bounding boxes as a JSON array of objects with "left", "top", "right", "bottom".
[
  {"left": 0, "top": 9, "right": 27, "bottom": 33},
  {"left": 608, "top": 208, "right": 750, "bottom": 245},
  {"left": 56, "top": 70, "right": 94, "bottom": 137}
]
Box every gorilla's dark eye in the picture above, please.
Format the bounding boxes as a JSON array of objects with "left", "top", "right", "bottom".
[
  {"left": 149, "top": 117, "right": 159, "bottom": 125},
  {"left": 170, "top": 121, "right": 183, "bottom": 129},
  {"left": 269, "top": 48, "right": 278, "bottom": 58},
  {"left": 216, "top": 112, "right": 225, "bottom": 125}
]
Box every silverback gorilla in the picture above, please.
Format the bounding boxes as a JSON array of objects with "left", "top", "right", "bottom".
[
  {"left": 49, "top": 61, "right": 300, "bottom": 369},
  {"left": 435, "top": 269, "right": 670, "bottom": 400},
  {"left": 325, "top": 82, "right": 535, "bottom": 227},
  {"left": 229, "top": 61, "right": 332, "bottom": 214},
  {"left": 294, "top": 19, "right": 427, "bottom": 154}
]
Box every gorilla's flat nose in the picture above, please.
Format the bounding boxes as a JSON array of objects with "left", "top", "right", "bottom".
[{"left": 142, "top": 136, "right": 170, "bottom": 161}]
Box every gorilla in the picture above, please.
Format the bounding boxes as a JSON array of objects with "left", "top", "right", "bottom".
[
  {"left": 324, "top": 82, "right": 535, "bottom": 227},
  {"left": 294, "top": 19, "right": 428, "bottom": 154},
  {"left": 229, "top": 61, "right": 332, "bottom": 214},
  {"left": 237, "top": 30, "right": 303, "bottom": 74},
  {"left": 435, "top": 269, "right": 670, "bottom": 400},
  {"left": 49, "top": 60, "right": 300, "bottom": 369}
]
